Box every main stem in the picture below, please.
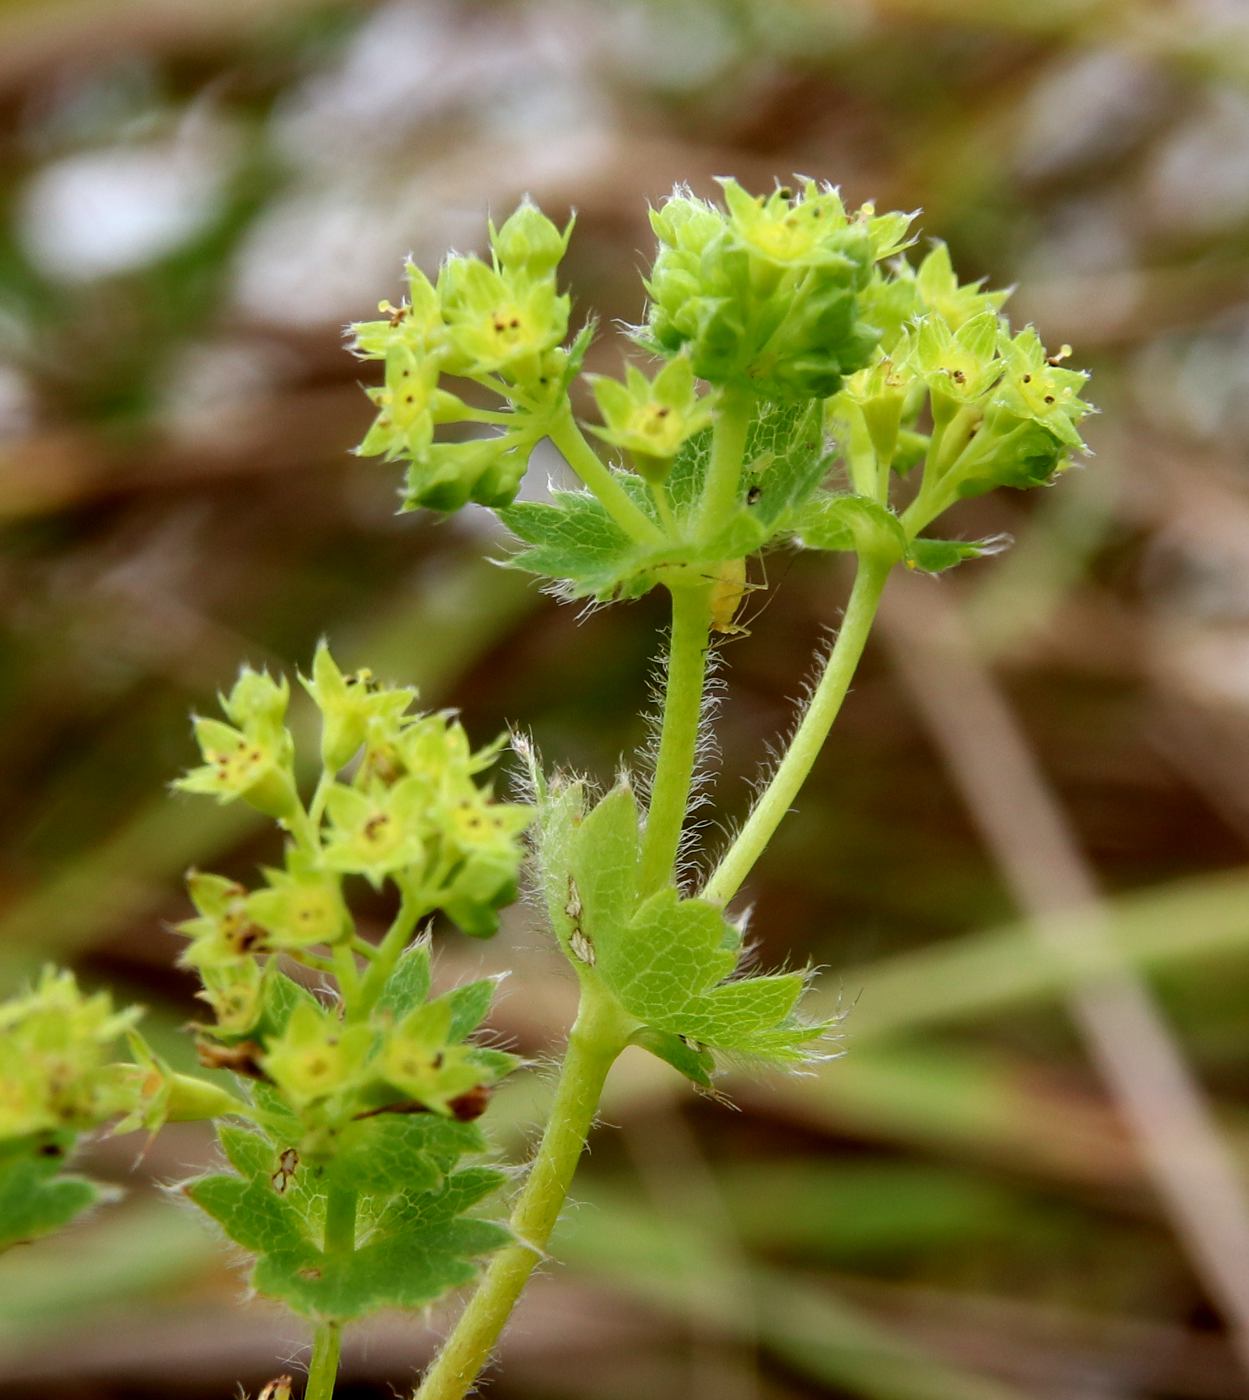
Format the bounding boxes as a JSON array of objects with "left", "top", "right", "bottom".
[
  {"left": 415, "top": 988, "right": 632, "bottom": 1400},
  {"left": 637, "top": 582, "right": 713, "bottom": 895},
  {"left": 305, "top": 1186, "right": 357, "bottom": 1400},
  {"left": 702, "top": 557, "right": 890, "bottom": 906}
]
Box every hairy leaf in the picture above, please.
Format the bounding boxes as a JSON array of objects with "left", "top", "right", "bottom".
[
  {"left": 186, "top": 1119, "right": 508, "bottom": 1322},
  {"left": 548, "top": 785, "right": 826, "bottom": 1067},
  {"left": 792, "top": 493, "right": 907, "bottom": 564}
]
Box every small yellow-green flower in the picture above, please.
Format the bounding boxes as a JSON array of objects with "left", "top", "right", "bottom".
[
  {"left": 246, "top": 857, "right": 349, "bottom": 950},
  {"left": 301, "top": 642, "right": 418, "bottom": 773},
  {"left": 261, "top": 1002, "right": 372, "bottom": 1110},
  {"left": 177, "top": 870, "right": 262, "bottom": 969},
  {"left": 0, "top": 968, "right": 140, "bottom": 1139},
  {"left": 438, "top": 256, "right": 570, "bottom": 379},
  {"left": 177, "top": 668, "right": 296, "bottom": 820},
  {"left": 589, "top": 356, "right": 712, "bottom": 480},
  {"left": 321, "top": 776, "right": 430, "bottom": 887}
]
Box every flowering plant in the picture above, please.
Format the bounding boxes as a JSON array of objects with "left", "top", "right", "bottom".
[{"left": 0, "top": 177, "right": 1091, "bottom": 1400}]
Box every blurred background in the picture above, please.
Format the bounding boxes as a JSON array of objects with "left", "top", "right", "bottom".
[{"left": 4, "top": 1, "right": 1249, "bottom": 1396}]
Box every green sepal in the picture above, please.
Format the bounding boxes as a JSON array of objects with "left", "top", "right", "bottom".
[
  {"left": 0, "top": 1135, "right": 108, "bottom": 1251},
  {"left": 907, "top": 536, "right": 1004, "bottom": 573},
  {"left": 375, "top": 943, "right": 433, "bottom": 1022},
  {"left": 257, "top": 969, "right": 324, "bottom": 1041}
]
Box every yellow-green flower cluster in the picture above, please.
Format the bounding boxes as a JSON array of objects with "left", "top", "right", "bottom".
[
  {"left": 0, "top": 969, "right": 138, "bottom": 1141},
  {"left": 176, "top": 645, "right": 531, "bottom": 1016},
  {"left": 828, "top": 241, "right": 1093, "bottom": 519},
  {"left": 169, "top": 645, "right": 529, "bottom": 1148},
  {"left": 349, "top": 200, "right": 577, "bottom": 512},
  {"left": 259, "top": 978, "right": 511, "bottom": 1126},
  {"left": 644, "top": 179, "right": 915, "bottom": 400}
]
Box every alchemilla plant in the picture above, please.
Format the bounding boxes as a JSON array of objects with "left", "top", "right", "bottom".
[{"left": 0, "top": 178, "right": 1092, "bottom": 1399}]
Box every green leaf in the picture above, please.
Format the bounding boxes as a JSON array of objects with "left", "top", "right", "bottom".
[
  {"left": 793, "top": 493, "right": 907, "bottom": 564},
  {"left": 906, "top": 535, "right": 1004, "bottom": 573},
  {"left": 205, "top": 1165, "right": 510, "bottom": 1322},
  {"left": 0, "top": 1140, "right": 107, "bottom": 1251},
  {"left": 187, "top": 1110, "right": 509, "bottom": 1322},
  {"left": 499, "top": 401, "right": 829, "bottom": 602},
  {"left": 375, "top": 943, "right": 432, "bottom": 1021},
  {"left": 318, "top": 1114, "right": 480, "bottom": 1195},
  {"left": 186, "top": 1170, "right": 314, "bottom": 1265},
  {"left": 555, "top": 785, "right": 827, "bottom": 1067},
  {"left": 259, "top": 1168, "right": 511, "bottom": 1321},
  {"left": 629, "top": 1028, "right": 716, "bottom": 1089}
]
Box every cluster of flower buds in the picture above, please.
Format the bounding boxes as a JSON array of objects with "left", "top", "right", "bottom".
[
  {"left": 644, "top": 179, "right": 915, "bottom": 401},
  {"left": 0, "top": 968, "right": 138, "bottom": 1141},
  {"left": 828, "top": 240, "right": 1093, "bottom": 519},
  {"left": 349, "top": 201, "right": 578, "bottom": 511}
]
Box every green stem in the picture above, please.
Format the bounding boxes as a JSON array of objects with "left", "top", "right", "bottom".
[
  {"left": 414, "top": 986, "right": 634, "bottom": 1400},
  {"left": 702, "top": 557, "right": 890, "bottom": 906},
  {"left": 548, "top": 415, "right": 664, "bottom": 546},
  {"left": 353, "top": 890, "right": 426, "bottom": 1017},
  {"left": 698, "top": 384, "right": 753, "bottom": 540},
  {"left": 306, "top": 1325, "right": 341, "bottom": 1400},
  {"left": 306, "top": 1187, "right": 356, "bottom": 1400},
  {"left": 637, "top": 582, "right": 713, "bottom": 895}
]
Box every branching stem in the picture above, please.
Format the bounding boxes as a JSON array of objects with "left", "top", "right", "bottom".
[
  {"left": 638, "top": 582, "right": 713, "bottom": 894},
  {"left": 703, "top": 557, "right": 891, "bottom": 906},
  {"left": 698, "top": 384, "right": 753, "bottom": 540},
  {"left": 549, "top": 415, "right": 664, "bottom": 546}
]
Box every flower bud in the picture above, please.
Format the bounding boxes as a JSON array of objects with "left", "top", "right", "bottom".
[{"left": 490, "top": 199, "right": 573, "bottom": 281}]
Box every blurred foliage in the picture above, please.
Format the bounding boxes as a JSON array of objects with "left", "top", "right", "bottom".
[{"left": 3, "top": 0, "right": 1249, "bottom": 1397}]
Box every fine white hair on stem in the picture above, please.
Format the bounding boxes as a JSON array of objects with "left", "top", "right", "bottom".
[
  {"left": 633, "top": 617, "right": 727, "bottom": 891},
  {"left": 704, "top": 613, "right": 849, "bottom": 890}
]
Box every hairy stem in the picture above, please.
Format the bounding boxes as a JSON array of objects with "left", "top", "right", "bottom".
[
  {"left": 702, "top": 557, "right": 890, "bottom": 906},
  {"left": 548, "top": 415, "right": 664, "bottom": 546},
  {"left": 306, "top": 1187, "right": 357, "bottom": 1400},
  {"left": 698, "top": 384, "right": 753, "bottom": 540},
  {"left": 414, "top": 987, "right": 634, "bottom": 1400},
  {"left": 638, "top": 582, "right": 713, "bottom": 895}
]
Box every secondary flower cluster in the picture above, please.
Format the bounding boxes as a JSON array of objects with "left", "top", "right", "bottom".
[
  {"left": 178, "top": 644, "right": 529, "bottom": 948},
  {"left": 0, "top": 968, "right": 137, "bottom": 1141},
  {"left": 829, "top": 240, "right": 1093, "bottom": 521},
  {"left": 349, "top": 201, "right": 579, "bottom": 511},
  {"left": 166, "top": 643, "right": 529, "bottom": 1144}
]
